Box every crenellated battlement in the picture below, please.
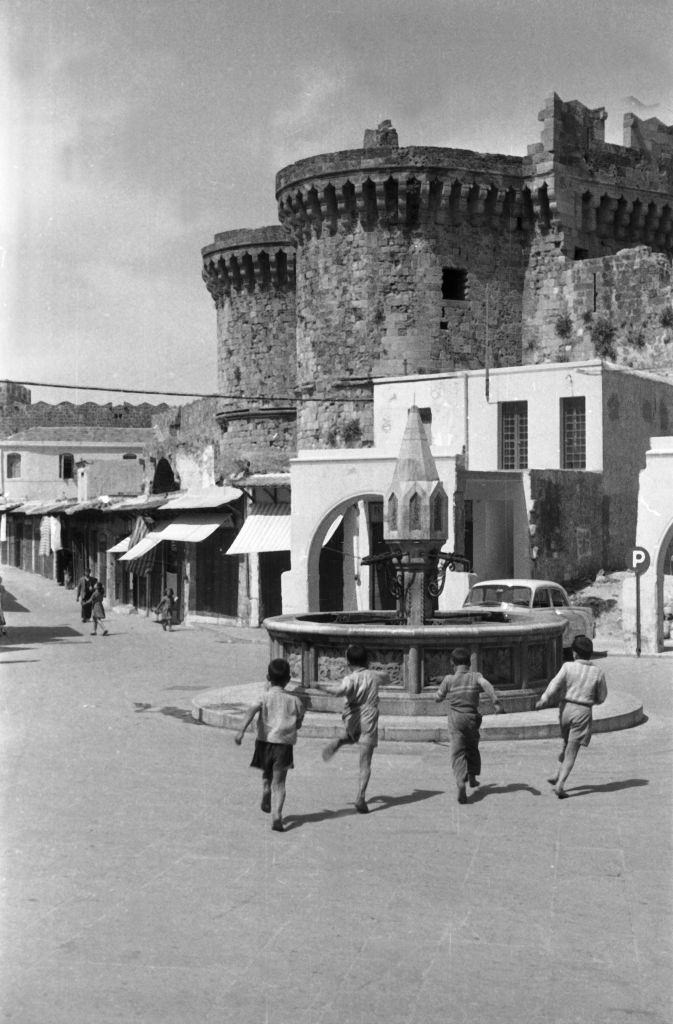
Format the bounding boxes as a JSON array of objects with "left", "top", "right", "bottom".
[
  {"left": 201, "top": 227, "right": 296, "bottom": 305},
  {"left": 275, "top": 146, "right": 545, "bottom": 242}
]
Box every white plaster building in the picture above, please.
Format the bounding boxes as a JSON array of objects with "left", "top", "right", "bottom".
[
  {"left": 283, "top": 359, "right": 673, "bottom": 623},
  {"left": 0, "top": 427, "right": 154, "bottom": 502}
]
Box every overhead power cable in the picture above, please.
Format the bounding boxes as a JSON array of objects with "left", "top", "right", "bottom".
[{"left": 0, "top": 378, "right": 373, "bottom": 403}]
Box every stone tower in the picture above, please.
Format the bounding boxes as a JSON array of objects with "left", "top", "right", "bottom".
[
  {"left": 276, "top": 121, "right": 536, "bottom": 449},
  {"left": 201, "top": 227, "right": 297, "bottom": 475}
]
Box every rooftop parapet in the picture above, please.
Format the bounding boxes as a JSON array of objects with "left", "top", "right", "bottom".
[
  {"left": 531, "top": 93, "right": 672, "bottom": 180},
  {"left": 363, "top": 119, "right": 399, "bottom": 149},
  {"left": 537, "top": 93, "right": 607, "bottom": 157},
  {"left": 623, "top": 112, "right": 673, "bottom": 162}
]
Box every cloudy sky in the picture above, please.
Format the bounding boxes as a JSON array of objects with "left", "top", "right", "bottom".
[{"left": 1, "top": 0, "right": 671, "bottom": 405}]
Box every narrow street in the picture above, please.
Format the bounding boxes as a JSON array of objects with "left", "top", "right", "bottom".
[{"left": 1, "top": 565, "right": 671, "bottom": 1024}]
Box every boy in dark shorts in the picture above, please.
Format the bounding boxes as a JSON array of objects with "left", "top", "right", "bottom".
[
  {"left": 235, "top": 659, "right": 305, "bottom": 832},
  {"left": 535, "top": 635, "right": 607, "bottom": 799}
]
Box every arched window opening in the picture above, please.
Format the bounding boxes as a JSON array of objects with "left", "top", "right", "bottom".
[
  {"left": 431, "top": 493, "right": 445, "bottom": 534},
  {"left": 59, "top": 453, "right": 75, "bottom": 479},
  {"left": 6, "top": 453, "right": 21, "bottom": 479},
  {"left": 409, "top": 492, "right": 421, "bottom": 531},
  {"left": 388, "top": 493, "right": 398, "bottom": 532},
  {"left": 152, "top": 457, "right": 179, "bottom": 494}
]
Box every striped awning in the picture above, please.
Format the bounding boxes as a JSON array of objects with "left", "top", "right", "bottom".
[{"left": 225, "top": 503, "right": 290, "bottom": 555}]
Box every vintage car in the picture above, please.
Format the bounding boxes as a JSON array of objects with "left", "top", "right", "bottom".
[{"left": 460, "top": 578, "right": 595, "bottom": 650}]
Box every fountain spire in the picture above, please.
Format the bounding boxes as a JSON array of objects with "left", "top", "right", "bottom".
[
  {"left": 385, "top": 406, "right": 447, "bottom": 545},
  {"left": 383, "top": 406, "right": 449, "bottom": 630}
]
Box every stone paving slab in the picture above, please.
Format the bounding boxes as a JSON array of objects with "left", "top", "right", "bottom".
[
  {"left": 192, "top": 681, "right": 645, "bottom": 740},
  {"left": 0, "top": 565, "right": 671, "bottom": 1024}
]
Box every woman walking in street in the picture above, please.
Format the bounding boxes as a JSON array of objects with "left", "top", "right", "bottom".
[
  {"left": 88, "top": 582, "right": 108, "bottom": 637},
  {"left": 0, "top": 576, "right": 7, "bottom": 637}
]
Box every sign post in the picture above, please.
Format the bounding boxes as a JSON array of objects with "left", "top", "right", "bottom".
[{"left": 632, "top": 546, "right": 651, "bottom": 657}]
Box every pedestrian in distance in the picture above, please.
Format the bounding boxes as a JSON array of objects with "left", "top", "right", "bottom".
[
  {"left": 75, "top": 567, "right": 95, "bottom": 623},
  {"left": 535, "top": 635, "right": 607, "bottom": 799},
  {"left": 155, "top": 588, "right": 176, "bottom": 631},
  {"left": 0, "top": 576, "right": 7, "bottom": 637},
  {"left": 234, "top": 658, "right": 305, "bottom": 833},
  {"left": 434, "top": 647, "right": 502, "bottom": 804},
  {"left": 87, "top": 582, "right": 108, "bottom": 637},
  {"left": 315, "top": 643, "right": 388, "bottom": 814}
]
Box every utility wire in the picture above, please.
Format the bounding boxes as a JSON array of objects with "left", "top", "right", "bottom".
[{"left": 0, "top": 378, "right": 373, "bottom": 403}]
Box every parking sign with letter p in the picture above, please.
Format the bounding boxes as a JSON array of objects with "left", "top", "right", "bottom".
[{"left": 632, "top": 546, "right": 650, "bottom": 575}]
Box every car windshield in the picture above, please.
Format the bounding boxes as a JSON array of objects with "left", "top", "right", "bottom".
[{"left": 465, "top": 585, "right": 532, "bottom": 608}]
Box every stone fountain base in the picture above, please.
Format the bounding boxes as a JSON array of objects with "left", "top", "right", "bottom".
[{"left": 263, "top": 611, "right": 567, "bottom": 713}]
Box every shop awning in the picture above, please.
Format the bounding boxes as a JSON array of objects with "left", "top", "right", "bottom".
[
  {"left": 120, "top": 513, "right": 233, "bottom": 561},
  {"left": 107, "top": 536, "right": 131, "bottom": 553},
  {"left": 155, "top": 513, "right": 233, "bottom": 542},
  {"left": 159, "top": 487, "right": 241, "bottom": 510},
  {"left": 226, "top": 503, "right": 291, "bottom": 555},
  {"left": 120, "top": 533, "right": 164, "bottom": 562}
]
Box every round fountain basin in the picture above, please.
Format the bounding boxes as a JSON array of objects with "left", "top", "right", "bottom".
[{"left": 264, "top": 612, "right": 566, "bottom": 714}]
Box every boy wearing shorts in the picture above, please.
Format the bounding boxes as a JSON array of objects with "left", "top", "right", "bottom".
[
  {"left": 315, "top": 644, "right": 388, "bottom": 814},
  {"left": 235, "top": 659, "right": 305, "bottom": 832},
  {"left": 535, "top": 635, "right": 607, "bottom": 799}
]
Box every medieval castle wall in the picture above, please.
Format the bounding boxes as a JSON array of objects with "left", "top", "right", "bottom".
[
  {"left": 201, "top": 94, "right": 673, "bottom": 470},
  {"left": 0, "top": 399, "right": 169, "bottom": 438}
]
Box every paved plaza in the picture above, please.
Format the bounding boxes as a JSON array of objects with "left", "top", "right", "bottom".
[{"left": 1, "top": 565, "right": 671, "bottom": 1024}]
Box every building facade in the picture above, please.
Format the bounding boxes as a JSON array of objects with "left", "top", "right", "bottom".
[{"left": 283, "top": 360, "right": 673, "bottom": 618}]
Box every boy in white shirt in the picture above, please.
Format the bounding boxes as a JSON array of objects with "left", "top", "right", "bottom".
[{"left": 536, "top": 635, "right": 607, "bottom": 798}]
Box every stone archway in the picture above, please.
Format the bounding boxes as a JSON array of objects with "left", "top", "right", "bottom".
[{"left": 307, "top": 495, "right": 387, "bottom": 614}]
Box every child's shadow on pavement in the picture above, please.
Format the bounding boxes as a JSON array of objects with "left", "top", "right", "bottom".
[
  {"left": 469, "top": 783, "right": 542, "bottom": 802},
  {"left": 284, "top": 788, "right": 444, "bottom": 830},
  {"left": 560, "top": 778, "right": 649, "bottom": 798}
]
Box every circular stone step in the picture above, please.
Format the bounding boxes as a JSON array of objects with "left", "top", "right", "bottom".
[{"left": 191, "top": 684, "right": 645, "bottom": 742}]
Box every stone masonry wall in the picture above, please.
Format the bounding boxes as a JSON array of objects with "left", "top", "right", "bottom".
[
  {"left": 0, "top": 401, "right": 168, "bottom": 438},
  {"left": 601, "top": 368, "right": 673, "bottom": 567},
  {"left": 522, "top": 246, "right": 673, "bottom": 372},
  {"left": 527, "top": 470, "right": 605, "bottom": 582},
  {"left": 294, "top": 220, "right": 526, "bottom": 447}
]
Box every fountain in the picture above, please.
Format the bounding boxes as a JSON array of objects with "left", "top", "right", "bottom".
[{"left": 264, "top": 407, "right": 564, "bottom": 714}]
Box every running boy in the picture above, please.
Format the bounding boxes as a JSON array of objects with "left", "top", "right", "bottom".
[
  {"left": 235, "top": 659, "right": 305, "bottom": 833},
  {"left": 535, "top": 635, "right": 607, "bottom": 798},
  {"left": 435, "top": 647, "right": 501, "bottom": 804},
  {"left": 315, "top": 644, "right": 388, "bottom": 814}
]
